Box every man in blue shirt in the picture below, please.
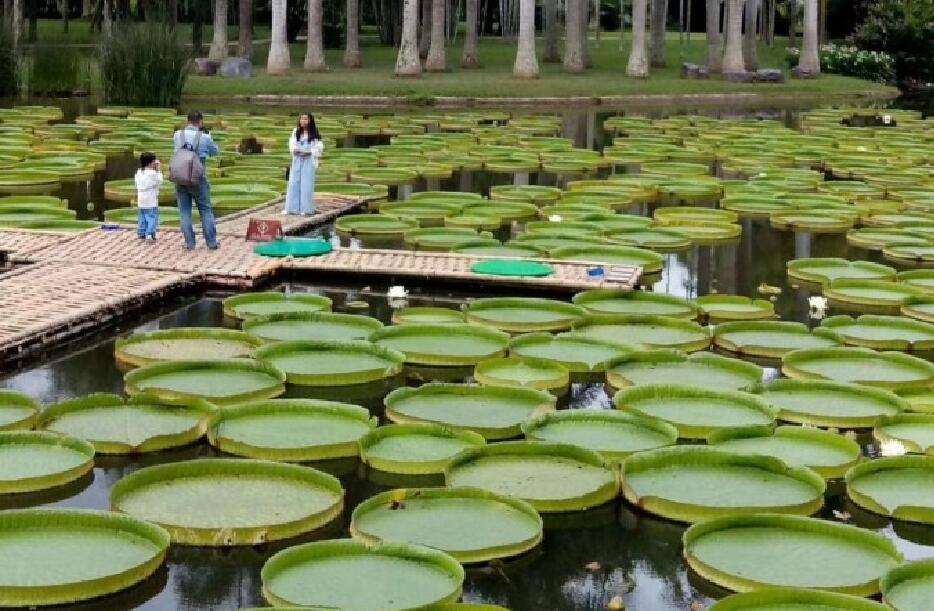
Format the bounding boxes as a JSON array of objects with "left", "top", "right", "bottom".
[{"left": 173, "top": 110, "right": 220, "bottom": 250}]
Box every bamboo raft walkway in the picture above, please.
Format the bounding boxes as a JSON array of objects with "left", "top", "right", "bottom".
[{"left": 0, "top": 193, "right": 641, "bottom": 367}]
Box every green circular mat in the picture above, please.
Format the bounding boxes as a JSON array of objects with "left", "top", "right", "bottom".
[
  {"left": 253, "top": 239, "right": 333, "bottom": 258},
  {"left": 470, "top": 259, "right": 554, "bottom": 278}
]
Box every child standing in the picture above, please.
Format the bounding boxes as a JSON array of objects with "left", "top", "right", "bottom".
[{"left": 135, "top": 152, "right": 163, "bottom": 241}]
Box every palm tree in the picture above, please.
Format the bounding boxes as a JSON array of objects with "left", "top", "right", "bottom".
[
  {"left": 102, "top": 0, "right": 113, "bottom": 36},
  {"left": 425, "top": 0, "right": 446, "bottom": 70},
  {"left": 649, "top": 0, "right": 667, "bottom": 67},
  {"left": 396, "top": 0, "right": 422, "bottom": 76},
  {"left": 513, "top": 0, "right": 539, "bottom": 78},
  {"left": 11, "top": 0, "right": 23, "bottom": 47},
  {"left": 266, "top": 0, "right": 291, "bottom": 75},
  {"left": 785, "top": 0, "right": 797, "bottom": 47},
  {"left": 743, "top": 0, "right": 758, "bottom": 70},
  {"left": 721, "top": 0, "right": 746, "bottom": 76},
  {"left": 238, "top": 0, "right": 253, "bottom": 58},
  {"left": 797, "top": 0, "right": 819, "bottom": 74},
  {"left": 343, "top": 0, "right": 361, "bottom": 66},
  {"left": 626, "top": 0, "right": 649, "bottom": 77},
  {"left": 419, "top": 0, "right": 431, "bottom": 58},
  {"left": 461, "top": 0, "right": 479, "bottom": 67},
  {"left": 706, "top": 0, "right": 722, "bottom": 72},
  {"left": 543, "top": 0, "right": 560, "bottom": 62},
  {"left": 580, "top": 0, "right": 591, "bottom": 67},
  {"left": 208, "top": 0, "right": 228, "bottom": 60},
  {"left": 564, "top": 0, "right": 585, "bottom": 72},
  {"left": 304, "top": 0, "right": 327, "bottom": 70}
]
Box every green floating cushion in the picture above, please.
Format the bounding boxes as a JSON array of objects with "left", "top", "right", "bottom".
[
  {"left": 470, "top": 259, "right": 554, "bottom": 278},
  {"left": 254, "top": 239, "right": 333, "bottom": 258}
]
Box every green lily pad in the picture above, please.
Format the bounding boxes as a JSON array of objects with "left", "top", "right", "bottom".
[
  {"left": 404, "top": 227, "right": 492, "bottom": 251},
  {"left": 335, "top": 214, "right": 419, "bottom": 236},
  {"left": 902, "top": 298, "right": 934, "bottom": 324},
  {"left": 770, "top": 211, "right": 855, "bottom": 233},
  {"left": 254, "top": 340, "right": 404, "bottom": 386},
  {"left": 445, "top": 441, "right": 619, "bottom": 512},
  {"left": 474, "top": 357, "right": 569, "bottom": 393},
  {"left": 463, "top": 297, "right": 586, "bottom": 332},
  {"left": 350, "top": 487, "right": 542, "bottom": 563},
  {"left": 453, "top": 243, "right": 546, "bottom": 258},
  {"left": 756, "top": 378, "right": 906, "bottom": 428},
  {"left": 551, "top": 245, "right": 664, "bottom": 274},
  {"left": 882, "top": 559, "right": 934, "bottom": 611},
  {"left": 111, "top": 459, "right": 344, "bottom": 545},
  {"left": 384, "top": 383, "right": 555, "bottom": 440},
  {"left": 606, "top": 350, "right": 762, "bottom": 391},
  {"left": 898, "top": 269, "right": 934, "bottom": 293},
  {"left": 884, "top": 243, "right": 934, "bottom": 267},
  {"left": 0, "top": 389, "right": 40, "bottom": 431},
  {"left": 391, "top": 307, "right": 464, "bottom": 325},
  {"left": 207, "top": 399, "right": 378, "bottom": 461},
  {"left": 824, "top": 279, "right": 927, "bottom": 314},
  {"left": 572, "top": 289, "right": 697, "bottom": 318},
  {"left": 696, "top": 295, "right": 775, "bottom": 321},
  {"left": 787, "top": 258, "right": 897, "bottom": 288},
  {"left": 604, "top": 227, "right": 692, "bottom": 251},
  {"left": 683, "top": 514, "right": 902, "bottom": 596},
  {"left": 713, "top": 321, "right": 843, "bottom": 359},
  {"left": 261, "top": 539, "right": 464, "bottom": 610},
  {"left": 846, "top": 228, "right": 929, "bottom": 250},
  {"left": 821, "top": 315, "right": 934, "bottom": 351},
  {"left": 846, "top": 455, "right": 934, "bottom": 524},
  {"left": 874, "top": 414, "right": 934, "bottom": 455},
  {"left": 223, "top": 292, "right": 332, "bottom": 321},
  {"left": 710, "top": 589, "right": 890, "bottom": 611},
  {"left": 574, "top": 314, "right": 712, "bottom": 352},
  {"left": 508, "top": 332, "right": 632, "bottom": 373},
  {"left": 359, "top": 423, "right": 486, "bottom": 475},
  {"left": 0, "top": 431, "right": 95, "bottom": 494},
  {"left": 242, "top": 312, "right": 383, "bottom": 342},
  {"left": 370, "top": 324, "right": 509, "bottom": 366},
  {"left": 114, "top": 328, "right": 263, "bottom": 369},
  {"left": 124, "top": 358, "right": 286, "bottom": 405},
  {"left": 782, "top": 347, "right": 934, "bottom": 390}
]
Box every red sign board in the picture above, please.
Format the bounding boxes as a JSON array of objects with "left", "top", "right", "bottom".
[{"left": 246, "top": 219, "right": 284, "bottom": 242}]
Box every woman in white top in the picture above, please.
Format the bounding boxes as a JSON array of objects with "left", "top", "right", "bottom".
[{"left": 283, "top": 113, "right": 325, "bottom": 215}]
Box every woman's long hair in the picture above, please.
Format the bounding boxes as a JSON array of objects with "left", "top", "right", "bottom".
[{"left": 294, "top": 113, "right": 321, "bottom": 141}]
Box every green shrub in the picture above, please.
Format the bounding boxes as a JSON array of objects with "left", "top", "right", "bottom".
[
  {"left": 853, "top": 0, "right": 934, "bottom": 89},
  {"left": 0, "top": 27, "right": 20, "bottom": 97},
  {"left": 28, "top": 43, "right": 89, "bottom": 95},
  {"left": 786, "top": 44, "right": 896, "bottom": 84},
  {"left": 99, "top": 21, "right": 191, "bottom": 107}
]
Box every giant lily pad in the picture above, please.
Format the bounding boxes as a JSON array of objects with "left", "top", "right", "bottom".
[
  {"left": 574, "top": 314, "right": 712, "bottom": 352},
  {"left": 261, "top": 539, "right": 463, "bottom": 610},
  {"left": 696, "top": 295, "right": 775, "bottom": 321},
  {"left": 370, "top": 324, "right": 509, "bottom": 366},
  {"left": 606, "top": 350, "right": 762, "bottom": 391},
  {"left": 359, "top": 423, "right": 486, "bottom": 475},
  {"left": 474, "top": 357, "right": 569, "bottom": 393},
  {"left": 350, "top": 487, "right": 542, "bottom": 563},
  {"left": 787, "top": 257, "right": 897, "bottom": 288},
  {"left": 613, "top": 384, "right": 776, "bottom": 440},
  {"left": 335, "top": 214, "right": 419, "bottom": 236},
  {"left": 0, "top": 389, "right": 39, "bottom": 430},
  {"left": 384, "top": 383, "right": 555, "bottom": 440},
  {"left": 710, "top": 589, "right": 890, "bottom": 611},
  {"left": 821, "top": 314, "right": 934, "bottom": 351},
  {"left": 111, "top": 459, "right": 344, "bottom": 545},
  {"left": 713, "top": 321, "right": 843, "bottom": 359},
  {"left": 605, "top": 227, "right": 692, "bottom": 251},
  {"left": 621, "top": 446, "right": 825, "bottom": 523},
  {"left": 124, "top": 358, "right": 286, "bottom": 405},
  {"left": 846, "top": 455, "right": 934, "bottom": 524},
  {"left": 254, "top": 340, "right": 404, "bottom": 386},
  {"left": 875, "top": 414, "right": 934, "bottom": 455},
  {"left": 445, "top": 441, "right": 619, "bottom": 512},
  {"left": 0, "top": 508, "right": 169, "bottom": 607},
  {"left": 404, "top": 227, "right": 493, "bottom": 251},
  {"left": 522, "top": 409, "right": 677, "bottom": 461},
  {"left": 508, "top": 332, "right": 633, "bottom": 373},
  {"left": 901, "top": 298, "right": 934, "bottom": 324},
  {"left": 824, "top": 279, "right": 927, "bottom": 314},
  {"left": 756, "top": 378, "right": 906, "bottom": 428},
  {"left": 709, "top": 425, "right": 862, "bottom": 479},
  {"left": 882, "top": 559, "right": 934, "bottom": 611},
  {"left": 782, "top": 347, "right": 934, "bottom": 390},
  {"left": 41, "top": 393, "right": 216, "bottom": 454},
  {"left": 242, "top": 311, "right": 383, "bottom": 342},
  {"left": 114, "top": 328, "right": 263, "bottom": 369},
  {"left": 0, "top": 431, "right": 95, "bottom": 494},
  {"left": 683, "top": 514, "right": 902, "bottom": 596},
  {"left": 391, "top": 307, "right": 464, "bottom": 325},
  {"left": 208, "top": 399, "right": 377, "bottom": 461},
  {"left": 222, "top": 292, "right": 332, "bottom": 321},
  {"left": 462, "top": 297, "right": 586, "bottom": 333},
  {"left": 551, "top": 245, "right": 664, "bottom": 274},
  {"left": 572, "top": 289, "right": 697, "bottom": 319}
]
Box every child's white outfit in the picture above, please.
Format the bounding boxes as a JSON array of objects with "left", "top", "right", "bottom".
[{"left": 135, "top": 167, "right": 164, "bottom": 239}]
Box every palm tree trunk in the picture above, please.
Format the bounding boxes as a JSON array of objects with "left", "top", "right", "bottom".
[
  {"left": 396, "top": 0, "right": 422, "bottom": 76},
  {"left": 461, "top": 0, "right": 480, "bottom": 67},
  {"left": 743, "top": 0, "right": 758, "bottom": 70},
  {"left": 513, "top": 0, "right": 539, "bottom": 77},
  {"left": 419, "top": 0, "right": 431, "bottom": 58},
  {"left": 786, "top": 0, "right": 795, "bottom": 46},
  {"left": 209, "top": 0, "right": 228, "bottom": 60},
  {"left": 304, "top": 0, "right": 328, "bottom": 70},
  {"left": 627, "top": 0, "right": 649, "bottom": 76},
  {"left": 543, "top": 0, "right": 560, "bottom": 62},
  {"left": 581, "top": 0, "right": 592, "bottom": 67},
  {"left": 564, "top": 0, "right": 585, "bottom": 72},
  {"left": 706, "top": 0, "right": 722, "bottom": 72},
  {"left": 721, "top": 0, "right": 745, "bottom": 75},
  {"left": 425, "top": 0, "right": 446, "bottom": 70},
  {"left": 797, "top": 0, "right": 819, "bottom": 74},
  {"left": 649, "top": 0, "right": 667, "bottom": 67},
  {"left": 102, "top": 0, "right": 113, "bottom": 36},
  {"left": 344, "top": 0, "right": 362, "bottom": 66},
  {"left": 238, "top": 0, "right": 252, "bottom": 58},
  {"left": 11, "top": 0, "right": 22, "bottom": 48},
  {"left": 266, "top": 0, "right": 291, "bottom": 75}
]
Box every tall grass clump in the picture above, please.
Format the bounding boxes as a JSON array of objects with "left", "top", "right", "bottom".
[
  {"left": 28, "top": 43, "right": 89, "bottom": 95},
  {"left": 99, "top": 21, "right": 191, "bottom": 107},
  {"left": 0, "top": 27, "right": 20, "bottom": 98}
]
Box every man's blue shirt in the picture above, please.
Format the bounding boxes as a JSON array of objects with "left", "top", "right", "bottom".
[{"left": 173, "top": 126, "right": 219, "bottom": 161}]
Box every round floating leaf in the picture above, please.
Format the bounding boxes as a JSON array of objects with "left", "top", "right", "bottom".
[
  {"left": 551, "top": 245, "right": 664, "bottom": 274},
  {"left": 335, "top": 214, "right": 419, "bottom": 236},
  {"left": 898, "top": 269, "right": 934, "bottom": 293},
  {"left": 606, "top": 350, "right": 762, "bottom": 391},
  {"left": 710, "top": 589, "right": 890, "bottom": 611},
  {"left": 787, "top": 257, "right": 897, "bottom": 288},
  {"left": 782, "top": 347, "right": 934, "bottom": 390},
  {"left": 875, "top": 414, "right": 934, "bottom": 455},
  {"left": 254, "top": 340, "right": 404, "bottom": 386},
  {"left": 0, "top": 431, "right": 94, "bottom": 494},
  {"left": 846, "top": 228, "right": 929, "bottom": 250},
  {"left": 445, "top": 441, "right": 619, "bottom": 512},
  {"left": 359, "top": 423, "right": 486, "bottom": 475},
  {"left": 404, "top": 227, "right": 492, "bottom": 251},
  {"left": 453, "top": 243, "right": 546, "bottom": 258},
  {"left": 756, "top": 378, "right": 906, "bottom": 428},
  {"left": 573, "top": 289, "right": 697, "bottom": 319},
  {"left": 124, "top": 358, "right": 287, "bottom": 405},
  {"left": 463, "top": 297, "right": 586, "bottom": 333},
  {"left": 713, "top": 321, "right": 843, "bottom": 359},
  {"left": 474, "top": 357, "right": 569, "bottom": 393},
  {"left": 824, "top": 279, "right": 927, "bottom": 314},
  {"left": 508, "top": 332, "right": 633, "bottom": 373},
  {"left": 114, "top": 328, "right": 264, "bottom": 369},
  {"left": 846, "top": 455, "right": 934, "bottom": 524},
  {"left": 882, "top": 558, "right": 934, "bottom": 611},
  {"left": 696, "top": 295, "right": 775, "bottom": 321},
  {"left": 41, "top": 393, "right": 216, "bottom": 454},
  {"left": 111, "top": 459, "right": 344, "bottom": 545},
  {"left": 242, "top": 311, "right": 383, "bottom": 342},
  {"left": 574, "top": 314, "right": 712, "bottom": 352},
  {"left": 0, "top": 508, "right": 169, "bottom": 607},
  {"left": 901, "top": 298, "right": 934, "bottom": 324},
  {"left": 208, "top": 399, "right": 378, "bottom": 461},
  {"left": 605, "top": 226, "right": 692, "bottom": 251},
  {"left": 0, "top": 389, "right": 39, "bottom": 431},
  {"left": 262, "top": 539, "right": 464, "bottom": 610},
  {"left": 621, "top": 446, "right": 825, "bottom": 523},
  {"left": 683, "top": 514, "right": 902, "bottom": 596},
  {"left": 391, "top": 307, "right": 464, "bottom": 325},
  {"left": 222, "top": 292, "right": 332, "bottom": 321},
  {"left": 613, "top": 384, "right": 776, "bottom": 440},
  {"left": 371, "top": 324, "right": 509, "bottom": 366},
  {"left": 770, "top": 211, "right": 855, "bottom": 233},
  {"left": 384, "top": 383, "right": 555, "bottom": 440},
  {"left": 821, "top": 314, "right": 934, "bottom": 351},
  {"left": 709, "top": 425, "right": 862, "bottom": 479},
  {"left": 522, "top": 409, "right": 677, "bottom": 462},
  {"left": 350, "top": 487, "right": 542, "bottom": 563}
]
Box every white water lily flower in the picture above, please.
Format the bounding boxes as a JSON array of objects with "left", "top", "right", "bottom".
[
  {"left": 387, "top": 285, "right": 409, "bottom": 299},
  {"left": 879, "top": 438, "right": 907, "bottom": 457},
  {"left": 808, "top": 296, "right": 828, "bottom": 319},
  {"left": 549, "top": 214, "right": 562, "bottom": 222}
]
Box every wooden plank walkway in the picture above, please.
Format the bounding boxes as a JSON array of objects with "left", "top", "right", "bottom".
[{"left": 215, "top": 194, "right": 366, "bottom": 236}]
